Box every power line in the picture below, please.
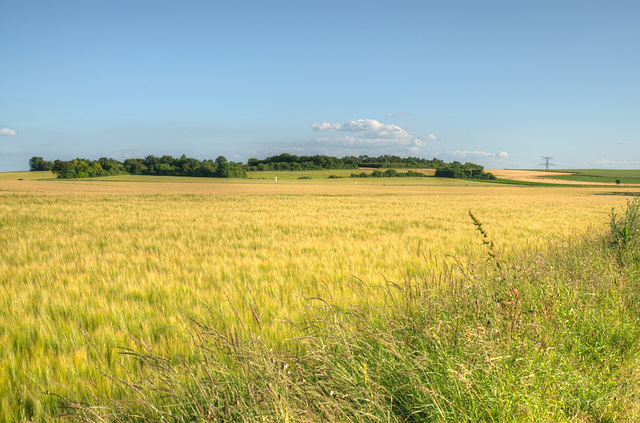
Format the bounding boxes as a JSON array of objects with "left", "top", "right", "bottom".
[{"left": 519, "top": 158, "right": 545, "bottom": 165}]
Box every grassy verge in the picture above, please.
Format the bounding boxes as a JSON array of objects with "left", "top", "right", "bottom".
[
  {"left": 61, "top": 200, "right": 640, "bottom": 422},
  {"left": 539, "top": 169, "right": 640, "bottom": 185}
]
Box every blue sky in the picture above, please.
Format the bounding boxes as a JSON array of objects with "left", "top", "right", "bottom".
[{"left": 2, "top": 0, "right": 639, "bottom": 171}]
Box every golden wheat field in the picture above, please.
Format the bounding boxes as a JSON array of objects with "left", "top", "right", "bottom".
[{"left": 0, "top": 171, "right": 637, "bottom": 420}]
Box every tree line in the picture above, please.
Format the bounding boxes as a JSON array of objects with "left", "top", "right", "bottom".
[
  {"left": 30, "top": 155, "right": 246, "bottom": 178},
  {"left": 246, "top": 154, "right": 449, "bottom": 171},
  {"left": 351, "top": 169, "right": 429, "bottom": 178},
  {"left": 29, "top": 154, "right": 495, "bottom": 180}
]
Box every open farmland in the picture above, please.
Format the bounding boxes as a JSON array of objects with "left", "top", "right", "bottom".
[
  {"left": 0, "top": 173, "right": 638, "bottom": 420},
  {"left": 489, "top": 169, "right": 640, "bottom": 186},
  {"left": 536, "top": 169, "right": 640, "bottom": 185}
]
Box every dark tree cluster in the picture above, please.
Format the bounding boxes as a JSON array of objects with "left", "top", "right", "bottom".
[
  {"left": 245, "top": 154, "right": 452, "bottom": 171},
  {"left": 50, "top": 157, "right": 126, "bottom": 179},
  {"left": 29, "top": 156, "right": 53, "bottom": 171},
  {"left": 355, "top": 155, "right": 446, "bottom": 169},
  {"left": 121, "top": 155, "right": 245, "bottom": 178},
  {"left": 351, "top": 169, "right": 429, "bottom": 178},
  {"left": 434, "top": 162, "right": 496, "bottom": 180},
  {"left": 246, "top": 154, "right": 359, "bottom": 171}
]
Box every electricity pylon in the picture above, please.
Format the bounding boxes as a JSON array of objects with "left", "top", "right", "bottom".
[{"left": 540, "top": 156, "right": 554, "bottom": 170}]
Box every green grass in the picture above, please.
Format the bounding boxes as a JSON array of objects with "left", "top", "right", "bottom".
[
  {"left": 0, "top": 171, "right": 56, "bottom": 181},
  {"left": 2, "top": 169, "right": 456, "bottom": 185},
  {"left": 540, "top": 169, "right": 640, "bottom": 184},
  {"left": 246, "top": 168, "right": 437, "bottom": 179},
  {"left": 104, "top": 173, "right": 463, "bottom": 186}
]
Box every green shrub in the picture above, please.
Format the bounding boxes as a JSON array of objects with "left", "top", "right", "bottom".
[{"left": 608, "top": 197, "right": 640, "bottom": 265}]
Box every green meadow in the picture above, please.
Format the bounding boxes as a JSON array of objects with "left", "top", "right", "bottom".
[{"left": 540, "top": 169, "right": 640, "bottom": 185}]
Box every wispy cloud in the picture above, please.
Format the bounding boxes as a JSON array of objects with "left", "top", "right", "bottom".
[
  {"left": 620, "top": 140, "right": 632, "bottom": 145},
  {"left": 311, "top": 136, "right": 423, "bottom": 148},
  {"left": 310, "top": 122, "right": 343, "bottom": 132},
  {"left": 0, "top": 127, "right": 18, "bottom": 136},
  {"left": 419, "top": 134, "right": 439, "bottom": 141},
  {"left": 595, "top": 159, "right": 640, "bottom": 166},
  {"left": 386, "top": 112, "right": 410, "bottom": 117},
  {"left": 447, "top": 150, "right": 508, "bottom": 159}
]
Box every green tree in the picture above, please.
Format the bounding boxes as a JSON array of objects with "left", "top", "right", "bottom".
[
  {"left": 123, "top": 159, "right": 147, "bottom": 175},
  {"left": 29, "top": 156, "right": 53, "bottom": 171},
  {"left": 51, "top": 160, "right": 75, "bottom": 178},
  {"left": 214, "top": 156, "right": 230, "bottom": 178},
  {"left": 73, "top": 159, "right": 91, "bottom": 178},
  {"left": 97, "top": 157, "right": 125, "bottom": 175}
]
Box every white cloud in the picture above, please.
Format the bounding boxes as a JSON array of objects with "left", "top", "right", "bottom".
[
  {"left": 620, "top": 140, "right": 632, "bottom": 145},
  {"left": 344, "top": 119, "right": 408, "bottom": 137},
  {"left": 0, "top": 127, "right": 17, "bottom": 136},
  {"left": 312, "top": 119, "right": 411, "bottom": 139},
  {"left": 386, "top": 112, "right": 410, "bottom": 117},
  {"left": 310, "top": 119, "right": 439, "bottom": 155},
  {"left": 310, "top": 122, "right": 342, "bottom": 132},
  {"left": 418, "top": 134, "right": 439, "bottom": 141},
  {"left": 448, "top": 150, "right": 508, "bottom": 159}
]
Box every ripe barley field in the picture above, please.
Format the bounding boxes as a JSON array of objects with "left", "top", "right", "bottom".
[{"left": 0, "top": 173, "right": 637, "bottom": 420}]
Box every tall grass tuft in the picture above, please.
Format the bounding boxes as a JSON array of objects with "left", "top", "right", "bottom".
[{"left": 608, "top": 197, "right": 640, "bottom": 266}]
